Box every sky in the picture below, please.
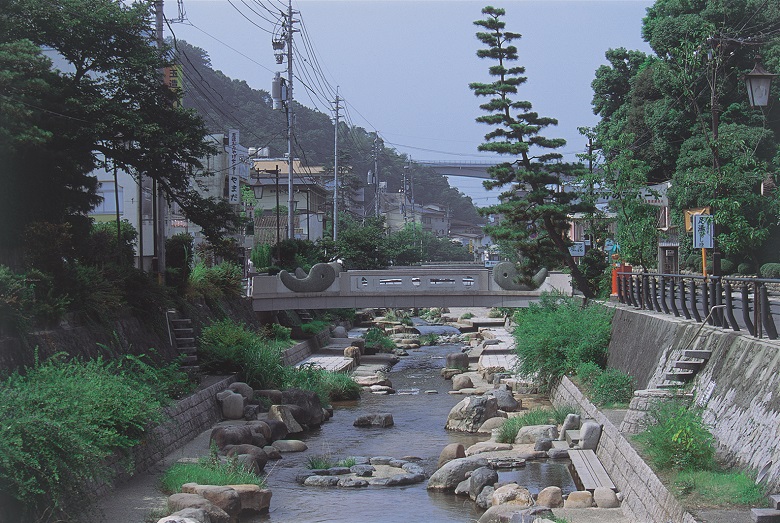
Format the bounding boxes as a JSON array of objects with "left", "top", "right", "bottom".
[{"left": 165, "top": 0, "right": 654, "bottom": 206}]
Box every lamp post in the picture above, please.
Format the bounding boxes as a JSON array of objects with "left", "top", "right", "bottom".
[{"left": 745, "top": 57, "right": 776, "bottom": 108}]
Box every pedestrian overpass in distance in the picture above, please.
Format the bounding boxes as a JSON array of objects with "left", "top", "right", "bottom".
[
  {"left": 416, "top": 160, "right": 501, "bottom": 180},
  {"left": 251, "top": 264, "right": 571, "bottom": 312}
]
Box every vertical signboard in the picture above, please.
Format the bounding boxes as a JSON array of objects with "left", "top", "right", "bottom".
[
  {"left": 692, "top": 214, "right": 714, "bottom": 249},
  {"left": 228, "top": 129, "right": 240, "bottom": 205}
]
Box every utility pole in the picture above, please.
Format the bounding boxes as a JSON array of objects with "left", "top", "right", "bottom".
[
  {"left": 285, "top": 0, "right": 296, "bottom": 240},
  {"left": 374, "top": 134, "right": 380, "bottom": 217},
  {"left": 153, "top": 0, "right": 166, "bottom": 282},
  {"left": 333, "top": 89, "right": 340, "bottom": 241}
]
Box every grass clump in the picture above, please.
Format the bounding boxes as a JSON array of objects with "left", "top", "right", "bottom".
[
  {"left": 495, "top": 408, "right": 559, "bottom": 443},
  {"left": 419, "top": 333, "right": 439, "bottom": 346},
  {"left": 673, "top": 469, "right": 764, "bottom": 506},
  {"left": 284, "top": 364, "right": 361, "bottom": 406},
  {"left": 589, "top": 368, "right": 634, "bottom": 406},
  {"left": 459, "top": 312, "right": 475, "bottom": 320},
  {"left": 305, "top": 454, "right": 357, "bottom": 470},
  {"left": 513, "top": 292, "right": 613, "bottom": 383},
  {"left": 161, "top": 447, "right": 265, "bottom": 494},
  {"left": 300, "top": 319, "right": 331, "bottom": 336},
  {"left": 363, "top": 327, "right": 397, "bottom": 353},
  {"left": 635, "top": 399, "right": 715, "bottom": 471},
  {"left": 0, "top": 354, "right": 171, "bottom": 520}
]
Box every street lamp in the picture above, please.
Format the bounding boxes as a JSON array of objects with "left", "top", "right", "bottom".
[{"left": 745, "top": 57, "right": 776, "bottom": 107}]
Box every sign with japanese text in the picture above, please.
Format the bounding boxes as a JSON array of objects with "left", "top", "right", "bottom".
[
  {"left": 228, "top": 129, "right": 240, "bottom": 204},
  {"left": 568, "top": 242, "right": 586, "bottom": 257},
  {"left": 692, "top": 214, "right": 714, "bottom": 249}
]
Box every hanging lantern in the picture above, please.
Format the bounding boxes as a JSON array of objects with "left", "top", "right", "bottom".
[{"left": 745, "top": 57, "right": 776, "bottom": 107}]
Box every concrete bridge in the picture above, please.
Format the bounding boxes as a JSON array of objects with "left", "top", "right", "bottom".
[
  {"left": 416, "top": 160, "right": 500, "bottom": 180},
  {"left": 251, "top": 264, "right": 571, "bottom": 312}
]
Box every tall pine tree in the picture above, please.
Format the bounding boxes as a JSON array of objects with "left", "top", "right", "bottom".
[{"left": 470, "top": 6, "right": 594, "bottom": 297}]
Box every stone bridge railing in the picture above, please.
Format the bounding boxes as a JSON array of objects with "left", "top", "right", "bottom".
[{"left": 252, "top": 264, "right": 571, "bottom": 311}]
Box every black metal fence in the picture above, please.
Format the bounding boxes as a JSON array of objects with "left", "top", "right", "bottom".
[{"left": 615, "top": 272, "right": 780, "bottom": 340}]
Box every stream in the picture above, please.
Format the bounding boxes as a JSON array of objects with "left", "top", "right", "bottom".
[{"left": 257, "top": 338, "right": 575, "bottom": 523}]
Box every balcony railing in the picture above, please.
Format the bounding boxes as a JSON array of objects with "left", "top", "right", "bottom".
[{"left": 615, "top": 272, "right": 780, "bottom": 339}]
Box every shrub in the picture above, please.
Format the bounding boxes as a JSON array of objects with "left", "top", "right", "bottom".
[
  {"left": 487, "top": 308, "right": 504, "bottom": 318},
  {"left": 250, "top": 243, "right": 273, "bottom": 270},
  {"left": 0, "top": 265, "right": 34, "bottom": 335},
  {"left": 635, "top": 399, "right": 715, "bottom": 471},
  {"left": 720, "top": 259, "right": 736, "bottom": 275},
  {"left": 460, "top": 312, "right": 475, "bottom": 320},
  {"left": 282, "top": 364, "right": 361, "bottom": 405},
  {"left": 575, "top": 361, "right": 603, "bottom": 387},
  {"left": 513, "top": 292, "right": 613, "bottom": 382},
  {"left": 760, "top": 263, "right": 780, "bottom": 279},
  {"left": 300, "top": 320, "right": 331, "bottom": 336},
  {"left": 0, "top": 355, "right": 166, "bottom": 519},
  {"left": 737, "top": 262, "right": 754, "bottom": 275},
  {"left": 590, "top": 368, "right": 634, "bottom": 406},
  {"left": 166, "top": 233, "right": 194, "bottom": 290},
  {"left": 189, "top": 261, "right": 243, "bottom": 300},
  {"left": 419, "top": 333, "right": 439, "bottom": 346},
  {"left": 262, "top": 322, "right": 292, "bottom": 342},
  {"left": 551, "top": 404, "right": 579, "bottom": 425},
  {"left": 495, "top": 408, "right": 558, "bottom": 443},
  {"left": 363, "top": 327, "right": 396, "bottom": 353},
  {"left": 198, "top": 319, "right": 289, "bottom": 389},
  {"left": 161, "top": 446, "right": 265, "bottom": 494}
]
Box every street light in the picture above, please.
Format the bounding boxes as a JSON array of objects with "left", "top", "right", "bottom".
[{"left": 745, "top": 57, "right": 776, "bottom": 107}]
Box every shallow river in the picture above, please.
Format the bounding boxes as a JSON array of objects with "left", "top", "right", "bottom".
[{"left": 258, "top": 342, "right": 575, "bottom": 523}]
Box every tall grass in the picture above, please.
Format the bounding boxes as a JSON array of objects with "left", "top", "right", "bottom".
[
  {"left": 160, "top": 448, "right": 265, "bottom": 494},
  {"left": 496, "top": 408, "right": 564, "bottom": 443}
]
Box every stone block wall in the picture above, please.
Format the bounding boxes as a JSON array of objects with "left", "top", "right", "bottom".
[
  {"left": 549, "top": 376, "right": 697, "bottom": 523},
  {"left": 281, "top": 329, "right": 332, "bottom": 365}
]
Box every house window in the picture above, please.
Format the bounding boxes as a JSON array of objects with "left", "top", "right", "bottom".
[{"left": 94, "top": 182, "right": 123, "bottom": 214}]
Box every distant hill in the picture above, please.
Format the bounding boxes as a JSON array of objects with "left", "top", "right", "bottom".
[{"left": 175, "top": 40, "right": 484, "bottom": 224}]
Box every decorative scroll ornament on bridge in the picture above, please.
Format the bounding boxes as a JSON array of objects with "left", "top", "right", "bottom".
[
  {"left": 279, "top": 263, "right": 337, "bottom": 292},
  {"left": 492, "top": 262, "right": 548, "bottom": 291}
]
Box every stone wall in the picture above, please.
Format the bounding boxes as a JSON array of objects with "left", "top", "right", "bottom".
[
  {"left": 281, "top": 328, "right": 334, "bottom": 365},
  {"left": 606, "top": 304, "right": 780, "bottom": 494},
  {"left": 549, "top": 376, "right": 697, "bottom": 523}
]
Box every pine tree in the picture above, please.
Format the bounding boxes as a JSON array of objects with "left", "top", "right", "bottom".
[{"left": 470, "top": 6, "right": 595, "bottom": 297}]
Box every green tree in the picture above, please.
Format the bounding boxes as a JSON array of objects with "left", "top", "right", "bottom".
[
  {"left": 0, "top": 0, "right": 239, "bottom": 258},
  {"left": 470, "top": 6, "right": 595, "bottom": 297},
  {"left": 326, "top": 215, "right": 390, "bottom": 269}
]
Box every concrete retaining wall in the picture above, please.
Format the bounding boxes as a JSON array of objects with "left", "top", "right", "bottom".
[
  {"left": 281, "top": 329, "right": 332, "bottom": 365},
  {"left": 550, "top": 376, "right": 697, "bottom": 523},
  {"left": 606, "top": 304, "right": 780, "bottom": 494}
]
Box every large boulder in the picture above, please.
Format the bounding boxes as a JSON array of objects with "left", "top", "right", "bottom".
[
  {"left": 579, "top": 420, "right": 602, "bottom": 450},
  {"left": 210, "top": 425, "right": 253, "bottom": 450},
  {"left": 354, "top": 375, "right": 392, "bottom": 387},
  {"left": 465, "top": 441, "right": 513, "bottom": 456},
  {"left": 446, "top": 352, "right": 469, "bottom": 370},
  {"left": 484, "top": 389, "right": 520, "bottom": 412},
  {"left": 593, "top": 486, "right": 620, "bottom": 508},
  {"left": 477, "top": 416, "right": 507, "bottom": 435},
  {"left": 268, "top": 405, "right": 303, "bottom": 434},
  {"left": 261, "top": 419, "right": 288, "bottom": 442},
  {"left": 437, "top": 443, "right": 466, "bottom": 469},
  {"left": 227, "top": 484, "right": 272, "bottom": 514},
  {"left": 564, "top": 490, "right": 594, "bottom": 508},
  {"left": 220, "top": 392, "right": 245, "bottom": 420},
  {"left": 246, "top": 421, "right": 271, "bottom": 446},
  {"left": 271, "top": 439, "right": 308, "bottom": 452},
  {"left": 452, "top": 374, "right": 474, "bottom": 391},
  {"left": 491, "top": 483, "right": 534, "bottom": 507},
  {"left": 331, "top": 325, "right": 349, "bottom": 338},
  {"left": 167, "top": 493, "right": 230, "bottom": 523},
  {"left": 445, "top": 396, "right": 499, "bottom": 433},
  {"left": 224, "top": 444, "right": 268, "bottom": 472},
  {"left": 468, "top": 467, "right": 499, "bottom": 501},
  {"left": 280, "top": 388, "right": 324, "bottom": 427},
  {"left": 181, "top": 484, "right": 240, "bottom": 517},
  {"left": 255, "top": 389, "right": 282, "bottom": 405},
  {"left": 514, "top": 425, "right": 558, "bottom": 444},
  {"left": 228, "top": 382, "right": 254, "bottom": 401},
  {"left": 559, "top": 413, "right": 581, "bottom": 440},
  {"left": 536, "top": 486, "right": 564, "bottom": 508},
  {"left": 477, "top": 504, "right": 527, "bottom": 523},
  {"left": 427, "top": 457, "right": 488, "bottom": 491}
]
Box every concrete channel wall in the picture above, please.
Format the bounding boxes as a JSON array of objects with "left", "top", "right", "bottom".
[
  {"left": 605, "top": 305, "right": 780, "bottom": 494},
  {"left": 549, "top": 376, "right": 697, "bottom": 523}
]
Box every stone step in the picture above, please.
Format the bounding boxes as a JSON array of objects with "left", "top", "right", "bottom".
[
  {"left": 665, "top": 369, "right": 695, "bottom": 382},
  {"left": 683, "top": 349, "right": 712, "bottom": 360},
  {"left": 674, "top": 359, "right": 705, "bottom": 371},
  {"left": 175, "top": 337, "right": 195, "bottom": 344},
  {"left": 565, "top": 429, "right": 581, "bottom": 446},
  {"left": 178, "top": 347, "right": 197, "bottom": 354},
  {"left": 174, "top": 327, "right": 193, "bottom": 335},
  {"left": 657, "top": 382, "right": 686, "bottom": 389},
  {"left": 170, "top": 318, "right": 192, "bottom": 325},
  {"left": 551, "top": 440, "right": 570, "bottom": 449},
  {"left": 180, "top": 355, "right": 198, "bottom": 365},
  {"left": 772, "top": 494, "right": 780, "bottom": 510},
  {"left": 751, "top": 508, "right": 780, "bottom": 522}
]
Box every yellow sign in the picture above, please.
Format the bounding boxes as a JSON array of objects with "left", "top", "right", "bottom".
[
  {"left": 684, "top": 207, "right": 711, "bottom": 232},
  {"left": 164, "top": 64, "right": 183, "bottom": 108}
]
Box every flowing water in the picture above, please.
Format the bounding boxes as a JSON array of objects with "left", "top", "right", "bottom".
[{"left": 255, "top": 341, "right": 576, "bottom": 523}]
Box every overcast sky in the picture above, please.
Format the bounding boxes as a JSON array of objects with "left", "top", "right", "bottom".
[{"left": 166, "top": 0, "right": 654, "bottom": 206}]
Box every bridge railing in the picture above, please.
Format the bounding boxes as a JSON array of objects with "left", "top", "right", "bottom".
[{"left": 615, "top": 272, "right": 780, "bottom": 339}]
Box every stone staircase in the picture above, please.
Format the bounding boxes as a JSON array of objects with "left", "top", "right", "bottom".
[
  {"left": 167, "top": 310, "right": 198, "bottom": 372},
  {"left": 661, "top": 348, "right": 712, "bottom": 387}
]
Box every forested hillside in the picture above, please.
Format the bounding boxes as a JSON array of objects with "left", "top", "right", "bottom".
[{"left": 175, "top": 40, "right": 484, "bottom": 224}]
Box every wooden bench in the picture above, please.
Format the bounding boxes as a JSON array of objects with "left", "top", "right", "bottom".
[{"left": 568, "top": 449, "right": 616, "bottom": 491}]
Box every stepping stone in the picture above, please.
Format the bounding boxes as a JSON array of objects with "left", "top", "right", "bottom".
[{"left": 752, "top": 508, "right": 780, "bottom": 522}]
